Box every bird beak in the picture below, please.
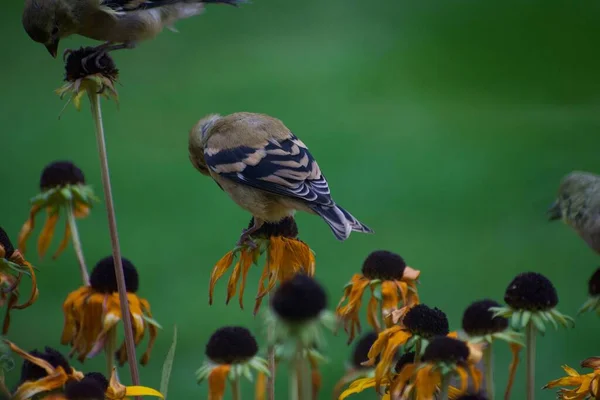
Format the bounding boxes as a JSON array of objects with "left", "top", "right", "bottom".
[
  {"left": 45, "top": 39, "right": 59, "bottom": 58},
  {"left": 547, "top": 201, "right": 562, "bottom": 221}
]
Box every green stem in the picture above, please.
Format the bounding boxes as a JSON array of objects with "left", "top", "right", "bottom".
[
  {"left": 526, "top": 322, "right": 536, "bottom": 400},
  {"left": 87, "top": 90, "right": 141, "bottom": 392},
  {"left": 484, "top": 343, "right": 495, "bottom": 400},
  {"left": 414, "top": 339, "right": 422, "bottom": 364},
  {"left": 440, "top": 374, "right": 450, "bottom": 400},
  {"left": 267, "top": 293, "right": 275, "bottom": 400},
  {"left": 66, "top": 200, "right": 89, "bottom": 285},
  {"left": 231, "top": 376, "right": 241, "bottom": 400},
  {"left": 289, "top": 361, "right": 299, "bottom": 400},
  {"left": 295, "top": 349, "right": 309, "bottom": 400},
  {"left": 104, "top": 328, "right": 117, "bottom": 376}
]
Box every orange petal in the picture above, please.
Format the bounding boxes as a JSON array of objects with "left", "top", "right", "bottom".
[
  {"left": 140, "top": 303, "right": 158, "bottom": 365},
  {"left": 455, "top": 366, "right": 468, "bottom": 394},
  {"left": 209, "top": 251, "right": 235, "bottom": 305},
  {"left": 366, "top": 289, "right": 381, "bottom": 332},
  {"left": 255, "top": 371, "right": 266, "bottom": 400},
  {"left": 3, "top": 340, "right": 55, "bottom": 374},
  {"left": 447, "top": 331, "right": 458, "bottom": 338},
  {"left": 208, "top": 365, "right": 231, "bottom": 400},
  {"left": 73, "top": 203, "right": 90, "bottom": 219},
  {"left": 415, "top": 365, "right": 440, "bottom": 400},
  {"left": 582, "top": 357, "right": 600, "bottom": 370},
  {"left": 225, "top": 259, "right": 242, "bottom": 305},
  {"left": 18, "top": 205, "right": 41, "bottom": 255},
  {"left": 2, "top": 293, "right": 18, "bottom": 335},
  {"left": 402, "top": 266, "right": 420, "bottom": 280},
  {"left": 12, "top": 372, "right": 69, "bottom": 400},
  {"left": 52, "top": 218, "right": 71, "bottom": 260},
  {"left": 12, "top": 261, "right": 39, "bottom": 310},
  {"left": 469, "top": 363, "right": 483, "bottom": 392},
  {"left": 37, "top": 211, "right": 59, "bottom": 259},
  {"left": 237, "top": 249, "right": 254, "bottom": 309},
  {"left": 311, "top": 367, "right": 321, "bottom": 400},
  {"left": 391, "top": 363, "right": 416, "bottom": 398},
  {"left": 375, "top": 329, "right": 411, "bottom": 390},
  {"left": 505, "top": 343, "right": 521, "bottom": 400}
]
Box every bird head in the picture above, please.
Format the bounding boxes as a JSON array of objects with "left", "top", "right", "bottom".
[
  {"left": 188, "top": 114, "right": 222, "bottom": 176},
  {"left": 548, "top": 171, "right": 599, "bottom": 222},
  {"left": 22, "top": 0, "right": 71, "bottom": 58}
]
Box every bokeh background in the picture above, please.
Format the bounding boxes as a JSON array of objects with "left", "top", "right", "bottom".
[{"left": 2, "top": 0, "right": 600, "bottom": 398}]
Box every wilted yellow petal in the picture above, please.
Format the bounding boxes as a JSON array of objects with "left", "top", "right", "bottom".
[{"left": 124, "top": 386, "right": 164, "bottom": 398}]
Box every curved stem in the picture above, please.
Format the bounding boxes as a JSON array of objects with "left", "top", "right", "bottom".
[
  {"left": 484, "top": 343, "right": 495, "bottom": 400},
  {"left": 66, "top": 200, "right": 89, "bottom": 285},
  {"left": 526, "top": 323, "right": 536, "bottom": 400},
  {"left": 87, "top": 90, "right": 141, "bottom": 392}
]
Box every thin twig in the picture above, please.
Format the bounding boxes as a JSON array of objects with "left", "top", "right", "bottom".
[
  {"left": 484, "top": 343, "right": 495, "bottom": 400},
  {"left": 267, "top": 292, "right": 276, "bottom": 400},
  {"left": 526, "top": 323, "right": 536, "bottom": 400},
  {"left": 66, "top": 200, "right": 89, "bottom": 285},
  {"left": 87, "top": 89, "right": 141, "bottom": 392}
]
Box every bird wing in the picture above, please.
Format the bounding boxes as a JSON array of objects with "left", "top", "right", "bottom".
[
  {"left": 100, "top": 0, "right": 178, "bottom": 12},
  {"left": 204, "top": 135, "right": 334, "bottom": 207}
]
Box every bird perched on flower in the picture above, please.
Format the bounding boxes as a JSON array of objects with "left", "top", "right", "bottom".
[
  {"left": 188, "top": 112, "right": 373, "bottom": 244},
  {"left": 22, "top": 0, "right": 244, "bottom": 58},
  {"left": 548, "top": 171, "right": 600, "bottom": 255}
]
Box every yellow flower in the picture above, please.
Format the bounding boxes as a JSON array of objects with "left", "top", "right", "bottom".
[
  {"left": 18, "top": 161, "right": 96, "bottom": 260},
  {"left": 0, "top": 227, "right": 38, "bottom": 334},
  {"left": 197, "top": 327, "right": 268, "bottom": 400},
  {"left": 336, "top": 251, "right": 420, "bottom": 343},
  {"left": 61, "top": 256, "right": 159, "bottom": 365},
  {"left": 544, "top": 357, "right": 600, "bottom": 400},
  {"left": 6, "top": 340, "right": 84, "bottom": 400},
  {"left": 209, "top": 217, "right": 315, "bottom": 314}
]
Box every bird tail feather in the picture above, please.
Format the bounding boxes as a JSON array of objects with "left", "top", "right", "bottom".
[{"left": 309, "top": 204, "right": 373, "bottom": 241}]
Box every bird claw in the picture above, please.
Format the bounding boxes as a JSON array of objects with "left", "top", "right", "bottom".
[{"left": 236, "top": 230, "right": 257, "bottom": 249}]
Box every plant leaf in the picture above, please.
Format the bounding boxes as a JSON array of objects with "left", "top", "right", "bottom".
[{"left": 160, "top": 325, "right": 177, "bottom": 399}]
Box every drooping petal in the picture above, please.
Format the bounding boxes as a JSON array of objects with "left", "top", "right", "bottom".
[
  {"left": 582, "top": 357, "right": 600, "bottom": 370},
  {"left": 124, "top": 386, "right": 164, "bottom": 398},
  {"left": 12, "top": 261, "right": 39, "bottom": 310},
  {"left": 339, "top": 377, "right": 381, "bottom": 400},
  {"left": 37, "top": 210, "right": 60, "bottom": 259},
  {"left": 12, "top": 372, "right": 69, "bottom": 400},
  {"left": 73, "top": 203, "right": 90, "bottom": 218},
  {"left": 51, "top": 218, "right": 71, "bottom": 260},
  {"left": 366, "top": 289, "right": 381, "bottom": 332},
  {"left": 237, "top": 249, "right": 255, "bottom": 309},
  {"left": 208, "top": 365, "right": 231, "bottom": 400},
  {"left": 18, "top": 205, "right": 41, "bottom": 254},
  {"left": 140, "top": 299, "right": 159, "bottom": 365},
  {"left": 336, "top": 274, "right": 370, "bottom": 343},
  {"left": 390, "top": 363, "right": 416, "bottom": 398},
  {"left": 374, "top": 329, "right": 412, "bottom": 390},
  {"left": 505, "top": 342, "right": 521, "bottom": 400},
  {"left": 381, "top": 281, "right": 400, "bottom": 318},
  {"left": 455, "top": 366, "right": 469, "bottom": 394},
  {"left": 415, "top": 364, "right": 440, "bottom": 400},
  {"left": 226, "top": 259, "right": 242, "bottom": 305},
  {"left": 4, "top": 340, "right": 55, "bottom": 374},
  {"left": 209, "top": 251, "right": 235, "bottom": 305},
  {"left": 255, "top": 370, "right": 267, "bottom": 400}
]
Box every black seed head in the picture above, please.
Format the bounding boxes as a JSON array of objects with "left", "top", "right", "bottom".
[
  {"left": 271, "top": 274, "right": 327, "bottom": 322},
  {"left": 403, "top": 304, "right": 449, "bottom": 339},
  {"left": 588, "top": 268, "right": 600, "bottom": 297},
  {"left": 249, "top": 217, "right": 299, "bottom": 239},
  {"left": 422, "top": 336, "right": 469, "bottom": 364},
  {"left": 65, "top": 377, "right": 106, "bottom": 400},
  {"left": 504, "top": 272, "right": 558, "bottom": 311},
  {"left": 19, "top": 347, "right": 72, "bottom": 384},
  {"left": 394, "top": 351, "right": 416, "bottom": 373},
  {"left": 89, "top": 256, "right": 139, "bottom": 294},
  {"left": 39, "top": 161, "right": 85, "bottom": 190},
  {"left": 361, "top": 251, "right": 407, "bottom": 281},
  {"left": 351, "top": 332, "right": 378, "bottom": 369},
  {"left": 84, "top": 372, "right": 109, "bottom": 392},
  {"left": 0, "top": 227, "right": 15, "bottom": 258},
  {"left": 455, "top": 395, "right": 488, "bottom": 400},
  {"left": 462, "top": 299, "right": 508, "bottom": 336},
  {"left": 205, "top": 326, "right": 258, "bottom": 364},
  {"left": 65, "top": 47, "right": 119, "bottom": 82}
]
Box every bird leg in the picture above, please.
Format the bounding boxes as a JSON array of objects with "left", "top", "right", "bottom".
[
  {"left": 74, "top": 42, "right": 137, "bottom": 71},
  {"left": 237, "top": 218, "right": 264, "bottom": 248}
]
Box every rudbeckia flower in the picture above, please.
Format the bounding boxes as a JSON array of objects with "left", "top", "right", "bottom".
[
  {"left": 0, "top": 227, "right": 38, "bottom": 334},
  {"left": 61, "top": 256, "right": 159, "bottom": 366},
  {"left": 364, "top": 303, "right": 452, "bottom": 390},
  {"left": 197, "top": 326, "right": 268, "bottom": 400},
  {"left": 61, "top": 369, "right": 163, "bottom": 400},
  {"left": 336, "top": 251, "right": 420, "bottom": 343},
  {"left": 18, "top": 161, "right": 96, "bottom": 261},
  {"left": 209, "top": 217, "right": 315, "bottom": 315},
  {"left": 56, "top": 47, "right": 119, "bottom": 111},
  {"left": 544, "top": 357, "right": 600, "bottom": 400},
  {"left": 7, "top": 340, "right": 84, "bottom": 400},
  {"left": 579, "top": 267, "right": 600, "bottom": 315},
  {"left": 333, "top": 332, "right": 379, "bottom": 399}
]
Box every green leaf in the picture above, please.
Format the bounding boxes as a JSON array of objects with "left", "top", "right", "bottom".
[
  {"left": 142, "top": 315, "right": 163, "bottom": 329},
  {"left": 160, "top": 325, "right": 177, "bottom": 399}
]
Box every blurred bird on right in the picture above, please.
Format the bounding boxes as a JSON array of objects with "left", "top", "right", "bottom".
[{"left": 548, "top": 171, "right": 600, "bottom": 254}]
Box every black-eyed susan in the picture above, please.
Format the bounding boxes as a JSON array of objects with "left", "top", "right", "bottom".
[
  {"left": 462, "top": 299, "right": 523, "bottom": 400},
  {"left": 60, "top": 256, "right": 159, "bottom": 368},
  {"left": 0, "top": 227, "right": 38, "bottom": 334},
  {"left": 579, "top": 268, "right": 600, "bottom": 315},
  {"left": 492, "top": 272, "right": 574, "bottom": 400},
  {"left": 197, "top": 326, "right": 268, "bottom": 400},
  {"left": 364, "top": 303, "right": 452, "bottom": 391},
  {"left": 209, "top": 217, "right": 315, "bottom": 315},
  {"left": 56, "top": 47, "right": 119, "bottom": 111},
  {"left": 544, "top": 357, "right": 600, "bottom": 400},
  {"left": 333, "top": 332, "right": 379, "bottom": 399},
  {"left": 18, "top": 161, "right": 97, "bottom": 281},
  {"left": 7, "top": 340, "right": 84, "bottom": 400},
  {"left": 336, "top": 251, "right": 420, "bottom": 343}
]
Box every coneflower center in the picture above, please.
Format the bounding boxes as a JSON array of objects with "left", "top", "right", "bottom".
[
  {"left": 65, "top": 377, "right": 106, "bottom": 400},
  {"left": 64, "top": 47, "right": 119, "bottom": 82},
  {"left": 249, "top": 217, "right": 299, "bottom": 239},
  {"left": 89, "top": 256, "right": 139, "bottom": 294},
  {"left": 0, "top": 227, "right": 15, "bottom": 258},
  {"left": 394, "top": 351, "right": 416, "bottom": 373},
  {"left": 84, "top": 372, "right": 109, "bottom": 392},
  {"left": 589, "top": 268, "right": 600, "bottom": 297},
  {"left": 422, "top": 336, "right": 469, "bottom": 364},
  {"left": 19, "top": 347, "right": 72, "bottom": 384},
  {"left": 351, "top": 332, "right": 378, "bottom": 369},
  {"left": 271, "top": 274, "right": 327, "bottom": 322},
  {"left": 205, "top": 326, "right": 258, "bottom": 365},
  {"left": 40, "top": 161, "right": 85, "bottom": 190},
  {"left": 361, "top": 250, "right": 407, "bottom": 281},
  {"left": 504, "top": 272, "right": 558, "bottom": 311},
  {"left": 462, "top": 299, "right": 508, "bottom": 336},
  {"left": 402, "top": 304, "right": 449, "bottom": 339}
]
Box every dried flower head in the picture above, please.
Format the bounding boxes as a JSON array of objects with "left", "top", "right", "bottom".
[
  {"left": 394, "top": 351, "right": 416, "bottom": 374},
  {"left": 544, "top": 357, "right": 600, "bottom": 400},
  {"left": 403, "top": 304, "right": 449, "bottom": 339},
  {"left": 462, "top": 299, "right": 508, "bottom": 336},
  {"left": 352, "top": 332, "right": 379, "bottom": 369},
  {"left": 64, "top": 377, "right": 105, "bottom": 400},
  {"left": 422, "top": 336, "right": 470, "bottom": 364}
]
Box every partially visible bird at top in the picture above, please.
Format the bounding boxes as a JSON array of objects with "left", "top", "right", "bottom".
[
  {"left": 22, "top": 0, "right": 244, "bottom": 58},
  {"left": 188, "top": 112, "right": 374, "bottom": 245},
  {"left": 548, "top": 171, "right": 600, "bottom": 255}
]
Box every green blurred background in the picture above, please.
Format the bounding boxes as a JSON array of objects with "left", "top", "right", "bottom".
[{"left": 2, "top": 0, "right": 600, "bottom": 398}]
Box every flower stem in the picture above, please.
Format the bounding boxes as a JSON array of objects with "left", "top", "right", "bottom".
[
  {"left": 440, "top": 374, "right": 450, "bottom": 400},
  {"left": 231, "top": 376, "right": 241, "bottom": 400},
  {"left": 66, "top": 200, "right": 89, "bottom": 285},
  {"left": 295, "top": 350, "right": 308, "bottom": 400},
  {"left": 104, "top": 328, "right": 117, "bottom": 376},
  {"left": 414, "top": 339, "right": 422, "bottom": 364},
  {"left": 289, "top": 362, "right": 299, "bottom": 400},
  {"left": 484, "top": 342, "right": 495, "bottom": 400},
  {"left": 87, "top": 89, "right": 141, "bottom": 391},
  {"left": 267, "top": 294, "right": 276, "bottom": 400},
  {"left": 526, "top": 322, "right": 536, "bottom": 400}
]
